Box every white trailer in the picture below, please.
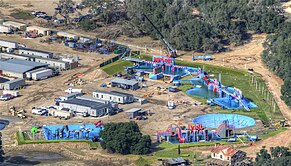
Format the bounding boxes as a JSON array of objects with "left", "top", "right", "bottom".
[
  {"left": 0, "top": 39, "right": 18, "bottom": 49},
  {"left": 3, "top": 90, "right": 20, "bottom": 97},
  {"left": 31, "top": 69, "right": 53, "bottom": 80},
  {"left": 49, "top": 109, "right": 72, "bottom": 118},
  {"left": 0, "top": 25, "right": 12, "bottom": 33}
]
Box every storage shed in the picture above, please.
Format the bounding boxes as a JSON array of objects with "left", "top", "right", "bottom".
[
  {"left": 125, "top": 108, "right": 141, "bottom": 119},
  {"left": 0, "top": 39, "right": 18, "bottom": 49},
  {"left": 26, "top": 26, "right": 52, "bottom": 36},
  {"left": 18, "top": 48, "right": 53, "bottom": 58},
  {"left": 111, "top": 78, "right": 139, "bottom": 90},
  {"left": 2, "top": 21, "right": 27, "bottom": 31},
  {"left": 93, "top": 90, "right": 134, "bottom": 104},
  {"left": 2, "top": 78, "right": 25, "bottom": 90}
]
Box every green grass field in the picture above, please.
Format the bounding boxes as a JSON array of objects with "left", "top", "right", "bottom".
[
  {"left": 101, "top": 60, "right": 134, "bottom": 75},
  {"left": 10, "top": 10, "right": 34, "bottom": 20}
]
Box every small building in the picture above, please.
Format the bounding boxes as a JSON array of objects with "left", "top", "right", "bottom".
[
  {"left": 18, "top": 48, "right": 53, "bottom": 59},
  {"left": 125, "top": 108, "right": 141, "bottom": 119},
  {"left": 206, "top": 145, "right": 250, "bottom": 166},
  {"left": 2, "top": 21, "right": 27, "bottom": 31},
  {"left": 59, "top": 96, "right": 114, "bottom": 117},
  {"left": 26, "top": 26, "right": 52, "bottom": 36},
  {"left": 1, "top": 78, "right": 25, "bottom": 90},
  {"left": 93, "top": 90, "right": 134, "bottom": 104},
  {"left": 162, "top": 157, "right": 190, "bottom": 166},
  {"left": 57, "top": 31, "right": 79, "bottom": 40},
  {"left": 111, "top": 78, "right": 139, "bottom": 90},
  {"left": 0, "top": 39, "right": 18, "bottom": 49},
  {"left": 0, "top": 59, "right": 48, "bottom": 78}
]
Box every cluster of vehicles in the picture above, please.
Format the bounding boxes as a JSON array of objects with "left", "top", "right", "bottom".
[
  {"left": 31, "top": 11, "right": 52, "bottom": 20},
  {"left": 0, "top": 91, "right": 20, "bottom": 101},
  {"left": 31, "top": 106, "right": 89, "bottom": 120}
]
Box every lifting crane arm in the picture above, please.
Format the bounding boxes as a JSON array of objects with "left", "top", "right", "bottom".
[{"left": 142, "top": 14, "right": 177, "bottom": 58}]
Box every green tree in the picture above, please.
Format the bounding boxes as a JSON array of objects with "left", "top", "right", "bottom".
[
  {"left": 255, "top": 146, "right": 291, "bottom": 166},
  {"left": 100, "top": 122, "right": 151, "bottom": 155},
  {"left": 79, "top": 19, "right": 97, "bottom": 31}
]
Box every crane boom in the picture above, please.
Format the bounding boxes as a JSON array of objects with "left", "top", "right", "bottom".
[{"left": 143, "top": 14, "right": 177, "bottom": 58}]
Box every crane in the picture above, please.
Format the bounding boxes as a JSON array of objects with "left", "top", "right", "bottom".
[{"left": 142, "top": 14, "right": 177, "bottom": 58}]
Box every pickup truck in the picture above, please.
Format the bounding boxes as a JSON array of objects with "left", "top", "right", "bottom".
[{"left": 32, "top": 107, "right": 48, "bottom": 115}]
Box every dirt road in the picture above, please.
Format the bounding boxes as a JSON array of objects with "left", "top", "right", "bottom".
[{"left": 242, "top": 129, "right": 291, "bottom": 158}]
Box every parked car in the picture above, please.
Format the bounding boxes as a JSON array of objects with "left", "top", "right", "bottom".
[{"left": 0, "top": 94, "right": 14, "bottom": 101}]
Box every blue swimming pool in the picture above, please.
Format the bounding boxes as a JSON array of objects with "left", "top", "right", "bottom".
[
  {"left": 193, "top": 114, "right": 256, "bottom": 129},
  {"left": 42, "top": 124, "right": 103, "bottom": 140}
]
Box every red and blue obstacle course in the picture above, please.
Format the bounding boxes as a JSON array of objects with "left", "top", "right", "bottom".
[
  {"left": 42, "top": 121, "right": 104, "bottom": 141},
  {"left": 156, "top": 122, "right": 233, "bottom": 144},
  {"left": 124, "top": 56, "right": 198, "bottom": 81}
]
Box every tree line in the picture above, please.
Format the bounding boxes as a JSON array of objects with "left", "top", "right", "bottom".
[
  {"left": 82, "top": 0, "right": 285, "bottom": 52},
  {"left": 262, "top": 21, "right": 291, "bottom": 106}
]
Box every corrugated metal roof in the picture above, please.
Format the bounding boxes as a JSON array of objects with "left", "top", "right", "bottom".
[
  {"left": 61, "top": 97, "right": 110, "bottom": 110},
  {"left": 111, "top": 78, "right": 138, "bottom": 86},
  {"left": 94, "top": 90, "right": 133, "bottom": 97},
  {"left": 3, "top": 78, "right": 24, "bottom": 84},
  {"left": 0, "top": 77, "right": 9, "bottom": 83},
  {"left": 19, "top": 48, "right": 53, "bottom": 55},
  {"left": 0, "top": 59, "right": 48, "bottom": 73},
  {"left": 125, "top": 108, "right": 141, "bottom": 113}
]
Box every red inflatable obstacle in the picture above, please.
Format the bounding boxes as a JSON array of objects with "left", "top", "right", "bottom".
[{"left": 94, "top": 120, "right": 103, "bottom": 128}]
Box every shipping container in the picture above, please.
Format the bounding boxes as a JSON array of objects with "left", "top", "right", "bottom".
[
  {"left": 0, "top": 25, "right": 12, "bottom": 33},
  {"left": 31, "top": 69, "right": 53, "bottom": 80}
]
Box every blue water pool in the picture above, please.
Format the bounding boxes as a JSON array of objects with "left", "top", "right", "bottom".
[
  {"left": 42, "top": 124, "right": 103, "bottom": 140},
  {"left": 193, "top": 114, "right": 256, "bottom": 129}
]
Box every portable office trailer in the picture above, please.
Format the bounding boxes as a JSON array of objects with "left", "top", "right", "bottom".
[
  {"left": 2, "top": 78, "right": 25, "bottom": 90},
  {"left": 34, "top": 57, "right": 70, "bottom": 70},
  {"left": 2, "top": 21, "right": 27, "bottom": 31},
  {"left": 18, "top": 48, "right": 53, "bottom": 58},
  {"left": 31, "top": 69, "right": 53, "bottom": 80},
  {"left": 0, "top": 40, "right": 18, "bottom": 49},
  {"left": 93, "top": 90, "right": 134, "bottom": 104},
  {"left": 0, "top": 25, "right": 12, "bottom": 33},
  {"left": 0, "top": 53, "right": 30, "bottom": 61}
]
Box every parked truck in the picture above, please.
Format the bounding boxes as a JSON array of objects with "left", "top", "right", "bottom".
[
  {"left": 65, "top": 88, "right": 83, "bottom": 94},
  {"left": 31, "top": 69, "right": 53, "bottom": 80}
]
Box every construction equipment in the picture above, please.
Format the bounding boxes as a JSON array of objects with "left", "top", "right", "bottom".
[
  {"left": 143, "top": 14, "right": 177, "bottom": 58},
  {"left": 9, "top": 106, "right": 27, "bottom": 119}
]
